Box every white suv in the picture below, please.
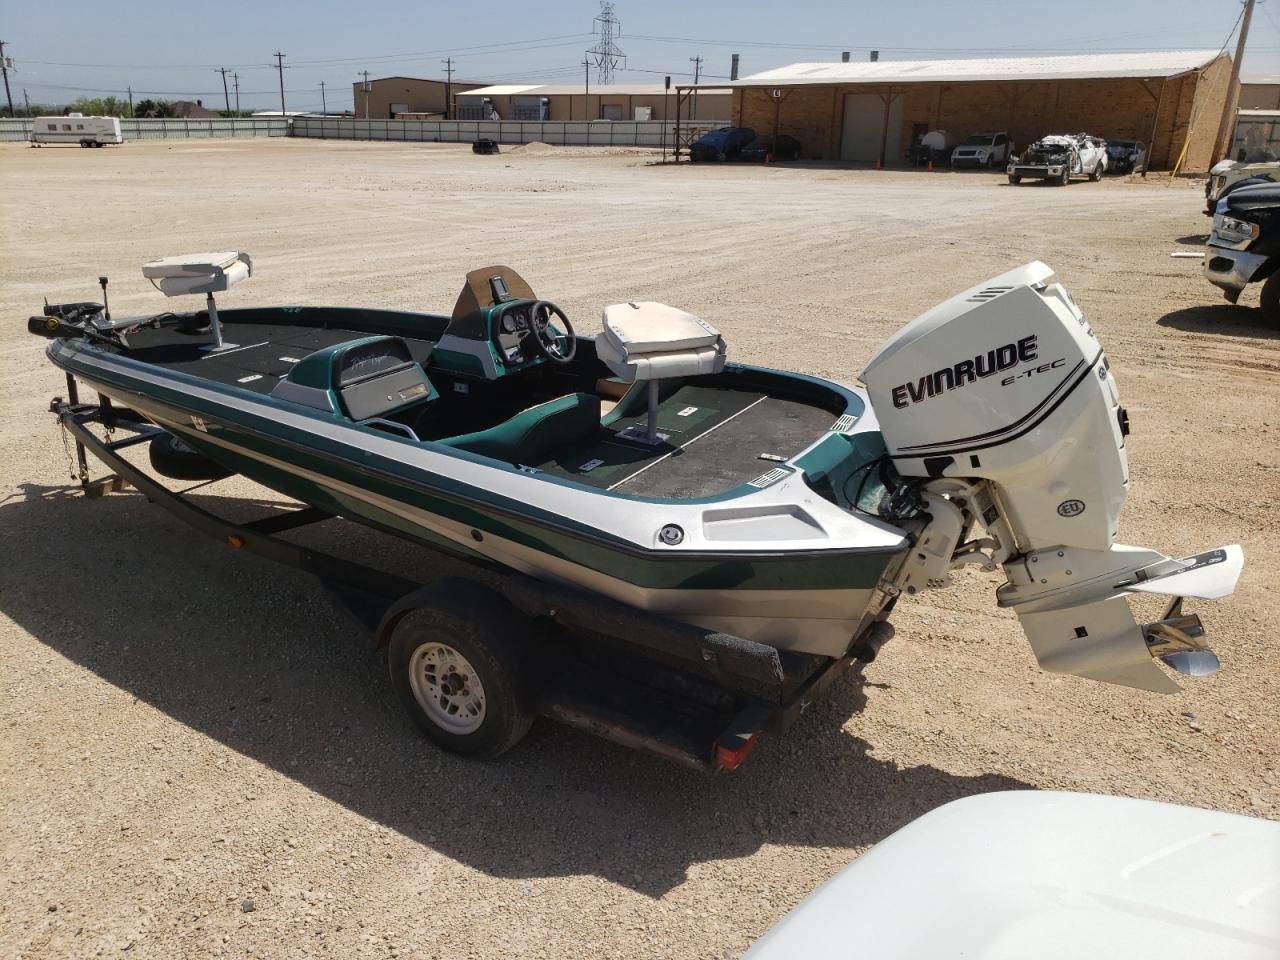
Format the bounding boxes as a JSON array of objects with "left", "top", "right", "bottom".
[{"left": 951, "top": 132, "right": 1012, "bottom": 169}]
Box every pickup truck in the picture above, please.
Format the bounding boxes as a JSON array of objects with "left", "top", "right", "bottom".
[{"left": 1008, "top": 134, "right": 1106, "bottom": 185}]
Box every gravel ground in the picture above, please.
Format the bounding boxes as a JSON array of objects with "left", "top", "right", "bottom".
[{"left": 1, "top": 139, "right": 1277, "bottom": 960}]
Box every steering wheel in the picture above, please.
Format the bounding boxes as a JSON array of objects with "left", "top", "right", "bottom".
[{"left": 528, "top": 300, "right": 576, "bottom": 365}]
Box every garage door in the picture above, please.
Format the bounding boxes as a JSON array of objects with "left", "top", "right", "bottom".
[{"left": 840, "top": 93, "right": 903, "bottom": 163}]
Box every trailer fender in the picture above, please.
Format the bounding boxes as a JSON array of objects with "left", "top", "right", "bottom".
[{"left": 374, "top": 577, "right": 522, "bottom": 652}]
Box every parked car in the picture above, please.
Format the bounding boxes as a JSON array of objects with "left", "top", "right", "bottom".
[
  {"left": 737, "top": 134, "right": 801, "bottom": 163},
  {"left": 1008, "top": 134, "right": 1107, "bottom": 185},
  {"left": 1204, "top": 157, "right": 1280, "bottom": 214},
  {"left": 689, "top": 127, "right": 755, "bottom": 162},
  {"left": 950, "top": 131, "right": 1012, "bottom": 169},
  {"left": 743, "top": 791, "right": 1280, "bottom": 960},
  {"left": 1203, "top": 181, "right": 1280, "bottom": 318},
  {"left": 1105, "top": 139, "right": 1146, "bottom": 174}
]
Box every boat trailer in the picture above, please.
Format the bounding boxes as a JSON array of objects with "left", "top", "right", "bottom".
[{"left": 48, "top": 375, "right": 883, "bottom": 772}]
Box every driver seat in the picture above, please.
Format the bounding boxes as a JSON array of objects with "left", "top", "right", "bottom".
[{"left": 437, "top": 392, "right": 601, "bottom": 465}]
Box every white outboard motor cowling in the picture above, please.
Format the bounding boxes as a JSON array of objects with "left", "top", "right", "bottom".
[{"left": 862, "top": 262, "right": 1243, "bottom": 693}]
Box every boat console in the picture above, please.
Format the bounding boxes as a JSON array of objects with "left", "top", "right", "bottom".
[
  {"left": 271, "top": 335, "right": 439, "bottom": 434},
  {"left": 430, "top": 265, "right": 577, "bottom": 381}
]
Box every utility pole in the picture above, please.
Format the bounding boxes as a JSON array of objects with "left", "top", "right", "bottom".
[
  {"left": 581, "top": 57, "right": 591, "bottom": 119},
  {"left": 233, "top": 73, "right": 240, "bottom": 116},
  {"left": 272, "top": 51, "right": 287, "bottom": 115},
  {"left": 1213, "top": 0, "right": 1256, "bottom": 165},
  {"left": 320, "top": 80, "right": 327, "bottom": 115},
  {"left": 0, "top": 41, "right": 15, "bottom": 117},
  {"left": 441, "top": 57, "right": 454, "bottom": 120},
  {"left": 24, "top": 88, "right": 31, "bottom": 116},
  {"left": 127, "top": 85, "right": 133, "bottom": 117},
  {"left": 216, "top": 67, "right": 231, "bottom": 113},
  {"left": 359, "top": 70, "right": 371, "bottom": 119},
  {"left": 690, "top": 56, "right": 702, "bottom": 119}
]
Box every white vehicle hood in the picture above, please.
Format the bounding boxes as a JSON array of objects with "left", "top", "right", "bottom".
[
  {"left": 1034, "top": 135, "right": 1077, "bottom": 149},
  {"left": 743, "top": 791, "right": 1280, "bottom": 960}
]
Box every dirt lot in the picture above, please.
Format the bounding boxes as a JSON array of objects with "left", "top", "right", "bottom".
[{"left": 1, "top": 139, "right": 1277, "bottom": 959}]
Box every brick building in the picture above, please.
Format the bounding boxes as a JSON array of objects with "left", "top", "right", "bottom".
[
  {"left": 727, "top": 50, "right": 1232, "bottom": 173},
  {"left": 1241, "top": 76, "right": 1280, "bottom": 110}
]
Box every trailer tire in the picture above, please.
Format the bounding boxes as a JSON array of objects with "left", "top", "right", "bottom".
[
  {"left": 1008, "top": 173, "right": 1021, "bottom": 185},
  {"left": 1260, "top": 272, "right": 1280, "bottom": 322},
  {"left": 148, "top": 432, "right": 233, "bottom": 481},
  {"left": 387, "top": 581, "right": 534, "bottom": 759}
]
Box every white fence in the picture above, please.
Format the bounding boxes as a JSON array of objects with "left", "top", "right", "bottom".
[
  {"left": 0, "top": 116, "right": 726, "bottom": 148},
  {"left": 290, "top": 117, "right": 726, "bottom": 148},
  {"left": 0, "top": 117, "right": 290, "bottom": 142}
]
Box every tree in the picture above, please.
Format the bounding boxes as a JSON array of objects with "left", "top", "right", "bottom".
[
  {"left": 132, "top": 98, "right": 175, "bottom": 119},
  {"left": 68, "top": 96, "right": 131, "bottom": 117}
]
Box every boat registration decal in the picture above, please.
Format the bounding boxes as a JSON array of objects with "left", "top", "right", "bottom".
[
  {"left": 237, "top": 374, "right": 263, "bottom": 384},
  {"left": 190, "top": 415, "right": 208, "bottom": 433},
  {"left": 677, "top": 406, "right": 699, "bottom": 417}
]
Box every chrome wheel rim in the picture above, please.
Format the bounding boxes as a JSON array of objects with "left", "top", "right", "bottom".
[{"left": 408, "top": 642, "right": 486, "bottom": 734}]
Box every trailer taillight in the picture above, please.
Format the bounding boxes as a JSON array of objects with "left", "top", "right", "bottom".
[{"left": 713, "top": 731, "right": 761, "bottom": 771}]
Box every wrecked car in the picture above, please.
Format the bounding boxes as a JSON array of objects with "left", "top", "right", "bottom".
[
  {"left": 1008, "top": 134, "right": 1107, "bottom": 185},
  {"left": 1105, "top": 139, "right": 1146, "bottom": 175}
]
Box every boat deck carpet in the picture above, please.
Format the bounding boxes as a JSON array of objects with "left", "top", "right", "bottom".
[
  {"left": 537, "top": 384, "right": 834, "bottom": 499},
  {"left": 115, "top": 322, "right": 434, "bottom": 395}
]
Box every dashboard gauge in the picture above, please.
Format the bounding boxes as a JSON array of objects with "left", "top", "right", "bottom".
[{"left": 501, "top": 312, "right": 518, "bottom": 334}]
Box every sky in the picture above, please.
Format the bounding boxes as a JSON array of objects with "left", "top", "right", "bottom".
[{"left": 4, "top": 0, "right": 1280, "bottom": 112}]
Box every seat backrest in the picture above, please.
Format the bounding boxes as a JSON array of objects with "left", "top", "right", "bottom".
[
  {"left": 597, "top": 301, "right": 726, "bottom": 383},
  {"left": 437, "top": 392, "right": 601, "bottom": 465}
]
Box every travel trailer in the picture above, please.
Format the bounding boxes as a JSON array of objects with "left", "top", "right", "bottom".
[{"left": 31, "top": 114, "right": 124, "bottom": 147}]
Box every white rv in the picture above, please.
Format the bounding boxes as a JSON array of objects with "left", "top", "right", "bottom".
[{"left": 31, "top": 114, "right": 124, "bottom": 147}]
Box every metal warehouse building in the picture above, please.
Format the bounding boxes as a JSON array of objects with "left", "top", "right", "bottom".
[
  {"left": 457, "top": 83, "right": 729, "bottom": 123},
  {"left": 727, "top": 50, "right": 1232, "bottom": 172},
  {"left": 353, "top": 76, "right": 489, "bottom": 119}
]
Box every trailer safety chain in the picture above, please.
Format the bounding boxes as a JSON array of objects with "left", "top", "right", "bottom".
[{"left": 57, "top": 416, "right": 88, "bottom": 484}]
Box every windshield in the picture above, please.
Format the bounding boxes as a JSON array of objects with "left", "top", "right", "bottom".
[{"left": 964, "top": 135, "right": 994, "bottom": 145}]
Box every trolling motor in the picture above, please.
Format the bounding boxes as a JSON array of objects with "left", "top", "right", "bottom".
[{"left": 862, "top": 261, "right": 1243, "bottom": 693}]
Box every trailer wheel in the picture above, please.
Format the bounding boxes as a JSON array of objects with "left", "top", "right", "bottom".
[
  {"left": 1260, "top": 272, "right": 1280, "bottom": 322},
  {"left": 148, "top": 432, "right": 233, "bottom": 481},
  {"left": 1008, "top": 173, "right": 1021, "bottom": 185},
  {"left": 387, "top": 581, "right": 534, "bottom": 758}
]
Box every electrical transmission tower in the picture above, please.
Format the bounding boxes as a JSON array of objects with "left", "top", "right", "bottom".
[{"left": 587, "top": 1, "right": 625, "bottom": 86}]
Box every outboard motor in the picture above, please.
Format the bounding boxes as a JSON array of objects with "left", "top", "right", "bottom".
[{"left": 862, "top": 262, "right": 1242, "bottom": 693}]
